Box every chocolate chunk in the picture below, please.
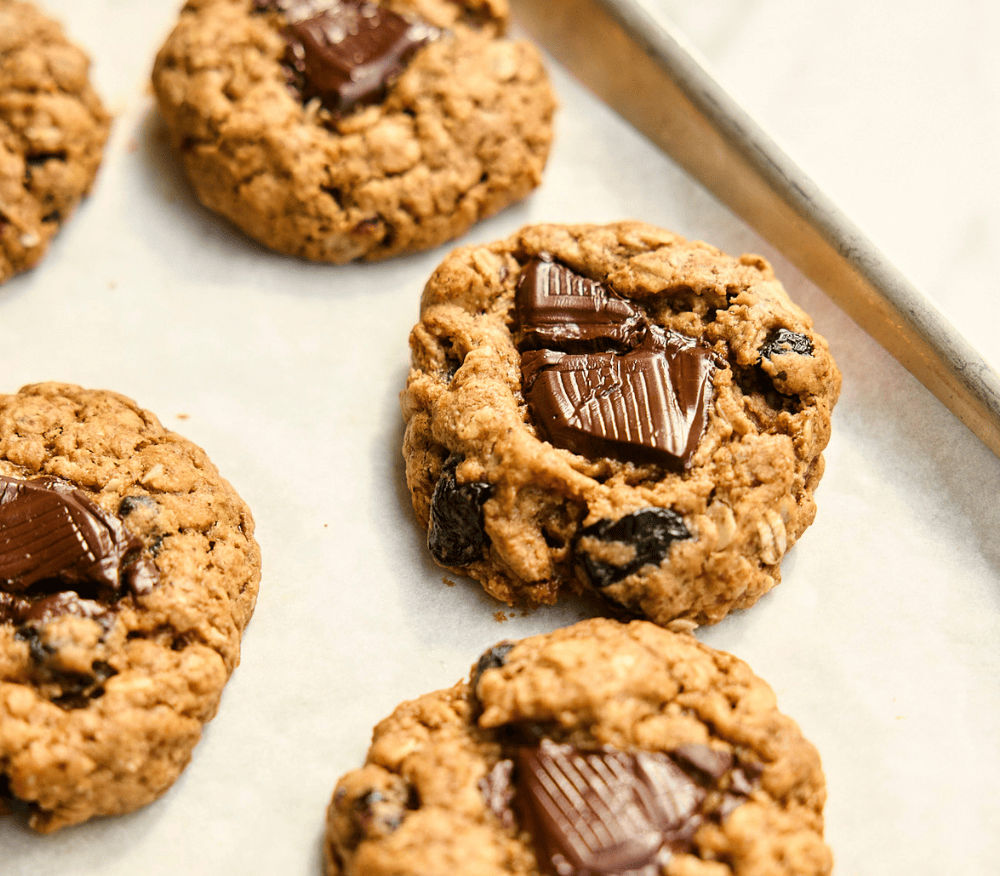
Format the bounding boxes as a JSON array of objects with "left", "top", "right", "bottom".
[
  {"left": 0, "top": 475, "right": 158, "bottom": 611},
  {"left": 479, "top": 759, "right": 516, "bottom": 831},
  {"left": 23, "top": 591, "right": 114, "bottom": 627},
  {"left": 265, "top": 0, "right": 439, "bottom": 117},
  {"left": 0, "top": 589, "right": 114, "bottom": 628},
  {"left": 514, "top": 741, "right": 707, "bottom": 875},
  {"left": 759, "top": 328, "right": 813, "bottom": 360},
  {"left": 517, "top": 256, "right": 643, "bottom": 350},
  {"left": 670, "top": 743, "right": 734, "bottom": 781},
  {"left": 576, "top": 508, "right": 691, "bottom": 590},
  {"left": 515, "top": 256, "right": 719, "bottom": 468},
  {"left": 522, "top": 328, "right": 717, "bottom": 469},
  {"left": 478, "top": 741, "right": 761, "bottom": 869},
  {"left": 427, "top": 456, "right": 492, "bottom": 567},
  {"left": 727, "top": 766, "right": 756, "bottom": 797}
]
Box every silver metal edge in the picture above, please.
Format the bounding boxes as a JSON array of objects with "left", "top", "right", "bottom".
[{"left": 512, "top": 0, "right": 1000, "bottom": 459}]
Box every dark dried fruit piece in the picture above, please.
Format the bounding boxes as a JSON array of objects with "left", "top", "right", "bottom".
[
  {"left": 334, "top": 777, "right": 415, "bottom": 847},
  {"left": 117, "top": 495, "right": 157, "bottom": 517},
  {"left": 352, "top": 789, "right": 406, "bottom": 837},
  {"left": 575, "top": 508, "right": 691, "bottom": 590},
  {"left": 759, "top": 328, "right": 813, "bottom": 360},
  {"left": 0, "top": 774, "right": 33, "bottom": 818},
  {"left": 427, "top": 456, "right": 492, "bottom": 566},
  {"left": 471, "top": 641, "right": 515, "bottom": 691}
]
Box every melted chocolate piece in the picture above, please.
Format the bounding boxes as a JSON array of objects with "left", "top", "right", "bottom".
[
  {"left": 264, "top": 0, "right": 439, "bottom": 117},
  {"left": 479, "top": 759, "right": 517, "bottom": 831},
  {"left": 575, "top": 508, "right": 691, "bottom": 592},
  {"left": 522, "top": 330, "right": 717, "bottom": 469},
  {"left": 428, "top": 456, "right": 492, "bottom": 567},
  {"left": 481, "top": 741, "right": 760, "bottom": 875},
  {"left": 517, "top": 256, "right": 644, "bottom": 350},
  {"left": 759, "top": 328, "right": 813, "bottom": 360},
  {"left": 515, "top": 741, "right": 706, "bottom": 875},
  {"left": 0, "top": 475, "right": 157, "bottom": 623},
  {"left": 517, "top": 258, "right": 718, "bottom": 468},
  {"left": 670, "top": 743, "right": 734, "bottom": 780},
  {"left": 0, "top": 590, "right": 113, "bottom": 628}
]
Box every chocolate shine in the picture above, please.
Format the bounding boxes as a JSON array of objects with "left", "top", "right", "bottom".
[
  {"left": 516, "top": 257, "right": 643, "bottom": 349},
  {"left": 266, "top": 0, "right": 438, "bottom": 116},
  {"left": 481, "top": 741, "right": 759, "bottom": 876},
  {"left": 0, "top": 475, "right": 156, "bottom": 624},
  {"left": 515, "top": 742, "right": 706, "bottom": 875},
  {"left": 517, "top": 258, "right": 717, "bottom": 469},
  {"left": 522, "top": 331, "right": 717, "bottom": 469}
]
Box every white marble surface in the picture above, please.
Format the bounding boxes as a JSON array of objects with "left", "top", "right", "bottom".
[{"left": 1, "top": 1, "right": 998, "bottom": 874}]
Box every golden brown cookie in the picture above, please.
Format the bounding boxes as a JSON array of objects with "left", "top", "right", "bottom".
[
  {"left": 402, "top": 222, "right": 841, "bottom": 626},
  {"left": 324, "top": 618, "right": 833, "bottom": 876},
  {"left": 151, "top": 0, "right": 556, "bottom": 263},
  {"left": 0, "top": 383, "right": 261, "bottom": 832},
  {"left": 0, "top": 0, "right": 110, "bottom": 284}
]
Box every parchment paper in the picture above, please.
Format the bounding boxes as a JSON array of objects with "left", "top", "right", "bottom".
[{"left": 2, "top": 1, "right": 998, "bottom": 873}]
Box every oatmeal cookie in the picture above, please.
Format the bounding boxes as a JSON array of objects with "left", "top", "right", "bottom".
[
  {"left": 324, "top": 618, "right": 833, "bottom": 876},
  {"left": 401, "top": 222, "right": 841, "bottom": 626},
  {"left": 0, "top": 383, "right": 260, "bottom": 832},
  {"left": 0, "top": 0, "right": 110, "bottom": 284},
  {"left": 151, "top": 0, "right": 556, "bottom": 263}
]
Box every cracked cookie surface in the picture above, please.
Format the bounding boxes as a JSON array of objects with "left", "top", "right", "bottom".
[
  {"left": 401, "top": 222, "right": 841, "bottom": 626},
  {"left": 0, "top": 383, "right": 260, "bottom": 832},
  {"left": 151, "top": 0, "right": 555, "bottom": 263},
  {"left": 324, "top": 618, "right": 832, "bottom": 876},
  {"left": 0, "top": 0, "right": 110, "bottom": 284}
]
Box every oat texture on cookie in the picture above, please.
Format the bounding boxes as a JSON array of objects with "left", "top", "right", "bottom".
[
  {"left": 324, "top": 618, "right": 833, "bottom": 876},
  {"left": 151, "top": 0, "right": 556, "bottom": 263},
  {"left": 0, "top": 0, "right": 110, "bottom": 284},
  {"left": 0, "top": 383, "right": 261, "bottom": 832},
  {"left": 401, "top": 222, "right": 841, "bottom": 626}
]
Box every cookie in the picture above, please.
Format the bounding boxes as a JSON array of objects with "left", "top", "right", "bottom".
[
  {"left": 324, "top": 618, "right": 833, "bottom": 876},
  {"left": 0, "top": 383, "right": 260, "bottom": 832},
  {"left": 402, "top": 222, "right": 841, "bottom": 626},
  {"left": 0, "top": 0, "right": 111, "bottom": 284},
  {"left": 151, "top": 0, "right": 556, "bottom": 263}
]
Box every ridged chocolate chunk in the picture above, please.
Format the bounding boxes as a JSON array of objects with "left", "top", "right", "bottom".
[
  {"left": 514, "top": 741, "right": 707, "bottom": 876},
  {"left": 265, "top": 0, "right": 439, "bottom": 116},
  {"left": 0, "top": 475, "right": 157, "bottom": 606},
  {"left": 517, "top": 256, "right": 643, "bottom": 349},
  {"left": 522, "top": 332, "right": 717, "bottom": 469}
]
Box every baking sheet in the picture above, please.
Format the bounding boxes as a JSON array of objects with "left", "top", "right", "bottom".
[{"left": 2, "top": 1, "right": 998, "bottom": 873}]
